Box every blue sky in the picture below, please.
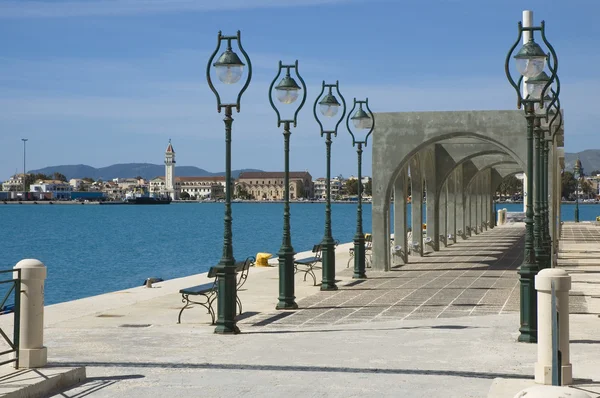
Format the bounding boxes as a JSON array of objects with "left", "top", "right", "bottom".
[{"left": 1, "top": 0, "right": 598, "bottom": 181}]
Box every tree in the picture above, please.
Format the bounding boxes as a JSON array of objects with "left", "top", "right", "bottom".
[
  {"left": 497, "top": 175, "right": 521, "bottom": 197},
  {"left": 82, "top": 177, "right": 95, "bottom": 183},
  {"left": 364, "top": 180, "right": 372, "bottom": 196},
  {"left": 52, "top": 172, "right": 67, "bottom": 182},
  {"left": 562, "top": 171, "right": 578, "bottom": 199},
  {"left": 344, "top": 179, "right": 359, "bottom": 196},
  {"left": 581, "top": 179, "right": 595, "bottom": 198},
  {"left": 180, "top": 191, "right": 190, "bottom": 200},
  {"left": 590, "top": 170, "right": 600, "bottom": 176}
]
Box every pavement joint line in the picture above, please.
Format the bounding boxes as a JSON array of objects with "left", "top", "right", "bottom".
[
  {"left": 436, "top": 229, "right": 520, "bottom": 318},
  {"left": 468, "top": 233, "right": 522, "bottom": 316},
  {"left": 400, "top": 232, "right": 495, "bottom": 321}
]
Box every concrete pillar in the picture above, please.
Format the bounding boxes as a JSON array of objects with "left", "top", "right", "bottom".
[
  {"left": 13, "top": 259, "right": 47, "bottom": 368},
  {"left": 535, "top": 269, "right": 572, "bottom": 385},
  {"left": 477, "top": 174, "right": 485, "bottom": 232},
  {"left": 447, "top": 171, "right": 456, "bottom": 244},
  {"left": 471, "top": 181, "right": 479, "bottom": 235},
  {"left": 393, "top": 167, "right": 409, "bottom": 264},
  {"left": 425, "top": 160, "right": 440, "bottom": 251},
  {"left": 455, "top": 166, "right": 465, "bottom": 240},
  {"left": 439, "top": 182, "right": 447, "bottom": 247},
  {"left": 482, "top": 175, "right": 488, "bottom": 231},
  {"left": 410, "top": 157, "right": 424, "bottom": 256}
]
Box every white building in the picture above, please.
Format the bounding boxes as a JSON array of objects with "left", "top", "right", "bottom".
[
  {"left": 29, "top": 180, "right": 72, "bottom": 200},
  {"left": 312, "top": 175, "right": 346, "bottom": 199},
  {"left": 2, "top": 174, "right": 25, "bottom": 191},
  {"left": 313, "top": 178, "right": 327, "bottom": 199}
]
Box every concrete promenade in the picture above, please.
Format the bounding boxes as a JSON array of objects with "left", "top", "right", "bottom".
[{"left": 0, "top": 224, "right": 599, "bottom": 397}]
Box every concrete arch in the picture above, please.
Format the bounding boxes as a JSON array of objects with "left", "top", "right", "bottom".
[{"left": 373, "top": 110, "right": 526, "bottom": 271}]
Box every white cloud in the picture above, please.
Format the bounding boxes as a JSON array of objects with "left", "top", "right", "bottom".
[{"left": 0, "top": 0, "right": 362, "bottom": 18}]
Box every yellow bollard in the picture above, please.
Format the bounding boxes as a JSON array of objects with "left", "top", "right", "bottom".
[{"left": 255, "top": 253, "right": 272, "bottom": 267}]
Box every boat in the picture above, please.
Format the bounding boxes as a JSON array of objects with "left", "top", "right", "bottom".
[{"left": 124, "top": 188, "right": 172, "bottom": 205}]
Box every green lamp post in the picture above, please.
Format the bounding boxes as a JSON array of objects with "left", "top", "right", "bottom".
[
  {"left": 206, "top": 30, "right": 252, "bottom": 334},
  {"left": 505, "top": 20, "right": 557, "bottom": 343},
  {"left": 538, "top": 76, "right": 560, "bottom": 270},
  {"left": 574, "top": 159, "right": 582, "bottom": 223},
  {"left": 269, "top": 60, "right": 307, "bottom": 310},
  {"left": 542, "top": 87, "right": 562, "bottom": 267},
  {"left": 314, "top": 81, "right": 346, "bottom": 291},
  {"left": 346, "top": 98, "right": 375, "bottom": 279}
]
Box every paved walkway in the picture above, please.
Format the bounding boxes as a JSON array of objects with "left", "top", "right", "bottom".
[
  {"left": 1, "top": 224, "right": 598, "bottom": 397},
  {"left": 241, "top": 227, "right": 524, "bottom": 329}
]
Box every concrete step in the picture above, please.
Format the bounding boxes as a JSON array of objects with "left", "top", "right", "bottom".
[
  {"left": 0, "top": 367, "right": 85, "bottom": 397},
  {"left": 558, "top": 253, "right": 600, "bottom": 259},
  {"left": 557, "top": 259, "right": 600, "bottom": 266}
]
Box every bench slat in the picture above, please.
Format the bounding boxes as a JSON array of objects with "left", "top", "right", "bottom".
[
  {"left": 294, "top": 257, "right": 321, "bottom": 265},
  {"left": 180, "top": 283, "right": 214, "bottom": 295}
]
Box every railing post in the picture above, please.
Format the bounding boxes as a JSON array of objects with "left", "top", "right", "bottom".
[
  {"left": 535, "top": 268, "right": 571, "bottom": 385},
  {"left": 13, "top": 259, "right": 47, "bottom": 368}
]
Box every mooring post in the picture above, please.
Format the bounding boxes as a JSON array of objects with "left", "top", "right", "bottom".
[
  {"left": 13, "top": 259, "right": 47, "bottom": 368},
  {"left": 535, "top": 268, "right": 571, "bottom": 385}
]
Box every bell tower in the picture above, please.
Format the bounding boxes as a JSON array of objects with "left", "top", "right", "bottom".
[{"left": 165, "top": 139, "right": 177, "bottom": 199}]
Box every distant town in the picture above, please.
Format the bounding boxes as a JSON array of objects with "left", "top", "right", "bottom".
[{"left": 0, "top": 141, "right": 373, "bottom": 203}]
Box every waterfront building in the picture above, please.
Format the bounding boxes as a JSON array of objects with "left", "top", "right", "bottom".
[
  {"left": 69, "top": 179, "right": 86, "bottom": 191},
  {"left": 100, "top": 181, "right": 125, "bottom": 200},
  {"left": 330, "top": 175, "right": 344, "bottom": 198},
  {"left": 313, "top": 178, "right": 327, "bottom": 199},
  {"left": 113, "top": 178, "right": 146, "bottom": 191},
  {"left": 29, "top": 180, "right": 72, "bottom": 200},
  {"left": 2, "top": 174, "right": 25, "bottom": 191},
  {"left": 149, "top": 176, "right": 226, "bottom": 200},
  {"left": 237, "top": 171, "right": 313, "bottom": 200}
]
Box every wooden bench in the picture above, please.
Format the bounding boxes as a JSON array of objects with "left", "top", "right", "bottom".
[
  {"left": 294, "top": 244, "right": 322, "bottom": 286},
  {"left": 177, "top": 256, "right": 254, "bottom": 324}
]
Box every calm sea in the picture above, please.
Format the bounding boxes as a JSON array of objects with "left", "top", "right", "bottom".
[{"left": 0, "top": 202, "right": 593, "bottom": 305}]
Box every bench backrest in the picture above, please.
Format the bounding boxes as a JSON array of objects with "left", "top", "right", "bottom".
[
  {"left": 312, "top": 244, "right": 322, "bottom": 258},
  {"left": 206, "top": 256, "right": 254, "bottom": 289}
]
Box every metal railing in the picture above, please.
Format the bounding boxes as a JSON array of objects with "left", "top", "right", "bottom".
[{"left": 0, "top": 269, "right": 21, "bottom": 368}]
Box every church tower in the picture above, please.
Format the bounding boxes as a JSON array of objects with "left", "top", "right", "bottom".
[{"left": 165, "top": 139, "right": 177, "bottom": 200}]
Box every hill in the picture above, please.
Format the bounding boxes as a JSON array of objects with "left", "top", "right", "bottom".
[
  {"left": 564, "top": 150, "right": 600, "bottom": 175},
  {"left": 27, "top": 163, "right": 263, "bottom": 180}
]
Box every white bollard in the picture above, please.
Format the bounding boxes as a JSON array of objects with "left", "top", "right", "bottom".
[
  {"left": 13, "top": 259, "right": 47, "bottom": 368},
  {"left": 514, "top": 385, "right": 591, "bottom": 398},
  {"left": 535, "top": 268, "right": 572, "bottom": 385}
]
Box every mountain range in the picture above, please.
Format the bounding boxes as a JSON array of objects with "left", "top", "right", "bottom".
[
  {"left": 26, "top": 163, "right": 263, "bottom": 181},
  {"left": 564, "top": 150, "right": 600, "bottom": 175}
]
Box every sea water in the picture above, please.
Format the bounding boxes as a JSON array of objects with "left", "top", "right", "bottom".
[{"left": 0, "top": 202, "right": 592, "bottom": 305}]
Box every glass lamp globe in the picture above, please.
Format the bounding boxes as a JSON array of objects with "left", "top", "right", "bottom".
[
  {"left": 215, "top": 65, "right": 244, "bottom": 84},
  {"left": 320, "top": 103, "right": 339, "bottom": 117},
  {"left": 514, "top": 39, "right": 547, "bottom": 78},
  {"left": 318, "top": 93, "right": 341, "bottom": 117},
  {"left": 525, "top": 71, "right": 551, "bottom": 101},
  {"left": 213, "top": 48, "right": 245, "bottom": 84},
  {"left": 276, "top": 88, "right": 299, "bottom": 104},
  {"left": 275, "top": 75, "right": 301, "bottom": 104},
  {"left": 351, "top": 107, "right": 371, "bottom": 130}
]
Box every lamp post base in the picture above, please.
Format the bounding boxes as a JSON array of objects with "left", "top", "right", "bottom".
[
  {"left": 276, "top": 248, "right": 298, "bottom": 310},
  {"left": 517, "top": 263, "right": 537, "bottom": 343},
  {"left": 353, "top": 235, "right": 367, "bottom": 279},
  {"left": 320, "top": 240, "right": 338, "bottom": 291},
  {"left": 213, "top": 264, "right": 240, "bottom": 335}
]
